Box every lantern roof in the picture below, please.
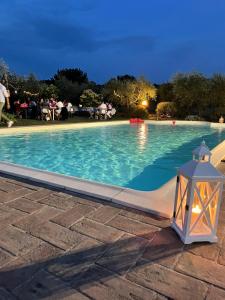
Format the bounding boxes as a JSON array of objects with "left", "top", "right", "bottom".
[
  {"left": 179, "top": 160, "right": 224, "bottom": 179},
  {"left": 192, "top": 141, "right": 212, "bottom": 158}
]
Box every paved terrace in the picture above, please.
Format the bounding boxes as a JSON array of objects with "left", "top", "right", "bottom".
[{"left": 0, "top": 165, "right": 225, "bottom": 299}]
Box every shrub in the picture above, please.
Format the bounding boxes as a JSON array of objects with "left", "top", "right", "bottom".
[
  {"left": 156, "top": 102, "right": 176, "bottom": 117},
  {"left": 185, "top": 115, "right": 204, "bottom": 121},
  {"left": 80, "top": 89, "right": 102, "bottom": 107},
  {"left": 118, "top": 106, "right": 149, "bottom": 119},
  {"left": 129, "top": 106, "right": 149, "bottom": 119}
]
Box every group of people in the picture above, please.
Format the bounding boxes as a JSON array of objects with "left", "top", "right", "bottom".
[
  {"left": 87, "top": 102, "right": 116, "bottom": 120},
  {"left": 0, "top": 80, "right": 75, "bottom": 126},
  {"left": 38, "top": 98, "right": 73, "bottom": 121},
  {"left": 0, "top": 81, "right": 116, "bottom": 127},
  {"left": 13, "top": 97, "right": 74, "bottom": 121}
]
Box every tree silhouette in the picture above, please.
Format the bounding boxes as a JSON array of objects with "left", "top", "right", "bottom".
[
  {"left": 53, "top": 68, "right": 88, "bottom": 84},
  {"left": 116, "top": 74, "right": 136, "bottom": 82}
]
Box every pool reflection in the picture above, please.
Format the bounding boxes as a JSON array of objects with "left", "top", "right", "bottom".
[{"left": 137, "top": 124, "right": 148, "bottom": 151}]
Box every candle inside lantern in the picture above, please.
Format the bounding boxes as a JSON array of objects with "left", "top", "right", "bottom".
[
  {"left": 192, "top": 204, "right": 201, "bottom": 214},
  {"left": 191, "top": 204, "right": 202, "bottom": 226}
]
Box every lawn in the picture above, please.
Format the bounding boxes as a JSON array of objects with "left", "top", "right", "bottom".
[{"left": 0, "top": 115, "right": 128, "bottom": 127}]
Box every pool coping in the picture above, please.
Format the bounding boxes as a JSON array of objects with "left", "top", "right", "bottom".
[
  {"left": 0, "top": 120, "right": 129, "bottom": 135},
  {"left": 0, "top": 120, "right": 225, "bottom": 218},
  {"left": 0, "top": 119, "right": 225, "bottom": 135}
]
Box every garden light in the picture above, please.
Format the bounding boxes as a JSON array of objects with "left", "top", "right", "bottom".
[{"left": 141, "top": 100, "right": 148, "bottom": 107}]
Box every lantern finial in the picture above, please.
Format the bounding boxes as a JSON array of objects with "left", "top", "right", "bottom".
[{"left": 192, "top": 141, "right": 212, "bottom": 162}]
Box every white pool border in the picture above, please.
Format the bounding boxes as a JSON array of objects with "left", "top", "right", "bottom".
[{"left": 0, "top": 120, "right": 225, "bottom": 218}]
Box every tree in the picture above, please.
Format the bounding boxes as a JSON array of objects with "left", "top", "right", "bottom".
[
  {"left": 102, "top": 77, "right": 156, "bottom": 112},
  {"left": 7, "top": 73, "right": 26, "bottom": 100},
  {"left": 53, "top": 68, "right": 88, "bottom": 84},
  {"left": 156, "top": 102, "right": 176, "bottom": 118},
  {"left": 133, "top": 77, "right": 157, "bottom": 105},
  {"left": 0, "top": 58, "right": 9, "bottom": 87},
  {"left": 40, "top": 84, "right": 59, "bottom": 99},
  {"left": 0, "top": 58, "right": 9, "bottom": 78},
  {"left": 157, "top": 82, "right": 175, "bottom": 102},
  {"left": 24, "top": 74, "right": 40, "bottom": 94},
  {"left": 208, "top": 74, "right": 225, "bottom": 120},
  {"left": 54, "top": 76, "right": 88, "bottom": 104},
  {"left": 102, "top": 78, "right": 135, "bottom": 110},
  {"left": 117, "top": 74, "right": 136, "bottom": 82},
  {"left": 5, "top": 73, "right": 40, "bottom": 100},
  {"left": 172, "top": 72, "right": 209, "bottom": 118},
  {"left": 209, "top": 74, "right": 225, "bottom": 107},
  {"left": 80, "top": 89, "right": 102, "bottom": 107}
]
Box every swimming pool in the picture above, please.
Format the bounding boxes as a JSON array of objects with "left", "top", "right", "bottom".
[{"left": 0, "top": 123, "right": 224, "bottom": 191}]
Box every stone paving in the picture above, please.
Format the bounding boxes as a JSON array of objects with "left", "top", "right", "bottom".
[{"left": 0, "top": 166, "right": 225, "bottom": 299}]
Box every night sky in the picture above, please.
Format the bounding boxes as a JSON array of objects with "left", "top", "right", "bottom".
[{"left": 1, "top": 0, "right": 225, "bottom": 83}]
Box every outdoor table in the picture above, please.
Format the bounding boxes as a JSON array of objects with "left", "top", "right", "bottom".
[{"left": 50, "top": 107, "right": 56, "bottom": 121}]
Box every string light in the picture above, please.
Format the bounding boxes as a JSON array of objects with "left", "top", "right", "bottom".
[{"left": 23, "top": 91, "right": 39, "bottom": 96}]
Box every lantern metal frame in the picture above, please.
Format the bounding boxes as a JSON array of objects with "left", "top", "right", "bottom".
[{"left": 172, "top": 141, "right": 224, "bottom": 244}]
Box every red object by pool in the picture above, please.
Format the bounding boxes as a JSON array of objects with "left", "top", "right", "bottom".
[
  {"left": 130, "top": 118, "right": 144, "bottom": 123},
  {"left": 20, "top": 103, "right": 28, "bottom": 108}
]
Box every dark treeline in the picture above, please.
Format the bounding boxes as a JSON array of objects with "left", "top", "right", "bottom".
[
  {"left": 157, "top": 73, "right": 225, "bottom": 121},
  {"left": 1, "top": 58, "right": 225, "bottom": 120}
]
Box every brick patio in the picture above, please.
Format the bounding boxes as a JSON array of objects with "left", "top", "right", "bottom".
[{"left": 0, "top": 165, "right": 225, "bottom": 299}]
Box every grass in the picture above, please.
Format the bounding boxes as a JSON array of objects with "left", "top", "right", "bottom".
[{"left": 0, "top": 115, "right": 128, "bottom": 127}]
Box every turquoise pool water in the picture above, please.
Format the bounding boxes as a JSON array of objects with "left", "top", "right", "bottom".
[{"left": 0, "top": 124, "right": 224, "bottom": 191}]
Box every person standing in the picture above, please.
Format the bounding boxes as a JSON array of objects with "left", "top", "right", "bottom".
[{"left": 0, "top": 82, "right": 13, "bottom": 127}]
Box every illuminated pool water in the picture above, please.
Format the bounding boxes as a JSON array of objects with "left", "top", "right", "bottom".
[{"left": 0, "top": 124, "right": 224, "bottom": 191}]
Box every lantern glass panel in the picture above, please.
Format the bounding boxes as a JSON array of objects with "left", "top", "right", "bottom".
[
  {"left": 189, "top": 181, "right": 220, "bottom": 236},
  {"left": 175, "top": 175, "right": 188, "bottom": 231}
]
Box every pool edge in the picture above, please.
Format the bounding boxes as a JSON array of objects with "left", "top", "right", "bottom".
[
  {"left": 1, "top": 120, "right": 225, "bottom": 135},
  {"left": 0, "top": 139, "right": 224, "bottom": 218},
  {"left": 0, "top": 121, "right": 224, "bottom": 218}
]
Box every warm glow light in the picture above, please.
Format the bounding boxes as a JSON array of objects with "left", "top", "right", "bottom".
[
  {"left": 137, "top": 124, "right": 148, "bottom": 150},
  {"left": 192, "top": 204, "right": 201, "bottom": 214},
  {"left": 141, "top": 100, "right": 148, "bottom": 107}
]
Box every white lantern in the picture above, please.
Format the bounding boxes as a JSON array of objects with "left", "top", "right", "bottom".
[{"left": 172, "top": 141, "right": 224, "bottom": 244}]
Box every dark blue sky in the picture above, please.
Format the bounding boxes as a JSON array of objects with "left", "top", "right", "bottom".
[{"left": 1, "top": 0, "right": 225, "bottom": 83}]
